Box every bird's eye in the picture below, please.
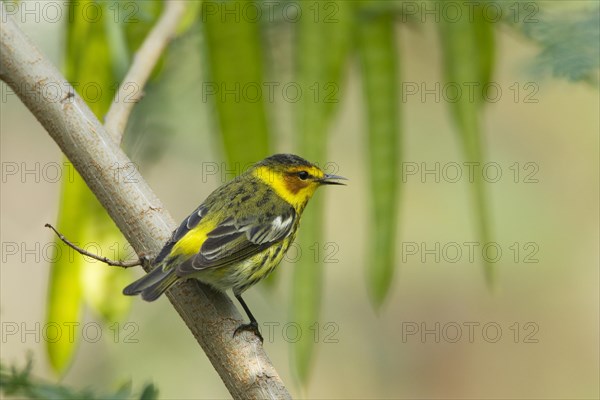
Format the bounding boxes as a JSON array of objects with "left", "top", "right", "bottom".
[{"left": 297, "top": 171, "right": 309, "bottom": 180}]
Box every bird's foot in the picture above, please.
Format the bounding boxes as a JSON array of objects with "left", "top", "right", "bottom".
[{"left": 233, "top": 321, "right": 263, "bottom": 344}]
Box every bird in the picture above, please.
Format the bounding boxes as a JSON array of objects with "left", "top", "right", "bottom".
[{"left": 122, "top": 153, "right": 346, "bottom": 342}]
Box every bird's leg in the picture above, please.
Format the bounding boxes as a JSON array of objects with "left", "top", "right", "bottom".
[{"left": 233, "top": 294, "right": 263, "bottom": 343}]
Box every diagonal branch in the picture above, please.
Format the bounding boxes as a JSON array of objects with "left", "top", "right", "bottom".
[
  {"left": 104, "top": 0, "right": 187, "bottom": 143},
  {"left": 0, "top": 6, "right": 291, "bottom": 400}
]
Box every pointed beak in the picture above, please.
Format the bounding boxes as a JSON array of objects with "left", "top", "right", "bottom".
[{"left": 319, "top": 174, "right": 348, "bottom": 185}]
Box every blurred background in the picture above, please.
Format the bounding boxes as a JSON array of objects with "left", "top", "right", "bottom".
[{"left": 1, "top": 1, "right": 598, "bottom": 399}]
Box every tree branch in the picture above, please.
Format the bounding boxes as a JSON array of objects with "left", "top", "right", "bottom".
[
  {"left": 0, "top": 6, "right": 291, "bottom": 400},
  {"left": 104, "top": 0, "right": 187, "bottom": 143}
]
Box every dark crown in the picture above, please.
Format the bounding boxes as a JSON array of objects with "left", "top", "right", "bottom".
[{"left": 257, "top": 154, "right": 314, "bottom": 169}]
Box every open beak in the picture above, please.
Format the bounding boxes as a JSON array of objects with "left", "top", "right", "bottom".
[{"left": 319, "top": 174, "right": 348, "bottom": 185}]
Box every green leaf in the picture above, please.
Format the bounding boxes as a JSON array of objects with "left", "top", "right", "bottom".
[
  {"left": 438, "top": 1, "right": 495, "bottom": 287},
  {"left": 80, "top": 216, "right": 134, "bottom": 322},
  {"left": 292, "top": 0, "right": 352, "bottom": 384},
  {"left": 64, "top": 1, "right": 116, "bottom": 109},
  {"left": 46, "top": 171, "right": 84, "bottom": 373},
  {"left": 138, "top": 383, "right": 159, "bottom": 400},
  {"left": 355, "top": 3, "right": 401, "bottom": 308},
  {"left": 202, "top": 0, "right": 271, "bottom": 169}
]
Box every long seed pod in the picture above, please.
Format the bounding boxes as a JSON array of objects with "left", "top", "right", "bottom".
[{"left": 356, "top": 3, "right": 401, "bottom": 308}]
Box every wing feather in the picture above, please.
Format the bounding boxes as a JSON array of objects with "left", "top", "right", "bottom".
[
  {"left": 153, "top": 205, "right": 206, "bottom": 265},
  {"left": 177, "top": 206, "right": 295, "bottom": 274}
]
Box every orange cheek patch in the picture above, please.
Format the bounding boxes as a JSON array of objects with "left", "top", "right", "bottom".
[{"left": 284, "top": 175, "right": 307, "bottom": 194}]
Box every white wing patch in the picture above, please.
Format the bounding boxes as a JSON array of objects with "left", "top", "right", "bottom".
[
  {"left": 262, "top": 215, "right": 293, "bottom": 242},
  {"left": 272, "top": 215, "right": 292, "bottom": 231},
  {"left": 245, "top": 214, "right": 294, "bottom": 244}
]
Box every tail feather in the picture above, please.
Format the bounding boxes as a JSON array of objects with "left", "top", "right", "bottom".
[{"left": 123, "top": 266, "right": 178, "bottom": 302}]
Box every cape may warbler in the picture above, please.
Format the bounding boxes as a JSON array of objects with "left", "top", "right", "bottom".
[{"left": 123, "top": 154, "right": 345, "bottom": 341}]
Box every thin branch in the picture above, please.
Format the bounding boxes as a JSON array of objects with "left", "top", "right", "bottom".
[
  {"left": 104, "top": 0, "right": 187, "bottom": 143},
  {"left": 0, "top": 6, "right": 291, "bottom": 400},
  {"left": 45, "top": 223, "right": 142, "bottom": 267}
]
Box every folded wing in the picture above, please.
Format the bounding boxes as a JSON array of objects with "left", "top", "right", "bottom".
[{"left": 177, "top": 206, "right": 295, "bottom": 274}]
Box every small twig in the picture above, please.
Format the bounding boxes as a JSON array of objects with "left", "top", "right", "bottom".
[
  {"left": 45, "top": 223, "right": 141, "bottom": 268},
  {"left": 104, "top": 0, "right": 187, "bottom": 143}
]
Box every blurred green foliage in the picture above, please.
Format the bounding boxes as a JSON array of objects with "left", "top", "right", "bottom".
[
  {"left": 355, "top": 2, "right": 401, "bottom": 308},
  {"left": 202, "top": 0, "right": 271, "bottom": 168},
  {"left": 0, "top": 357, "right": 158, "bottom": 400},
  {"left": 492, "top": 1, "right": 599, "bottom": 84},
  {"left": 522, "top": 6, "right": 599, "bottom": 84},
  {"left": 438, "top": 1, "right": 496, "bottom": 287}
]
